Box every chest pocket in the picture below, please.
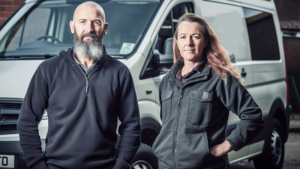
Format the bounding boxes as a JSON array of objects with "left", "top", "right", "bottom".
[
  {"left": 188, "top": 91, "right": 213, "bottom": 125},
  {"left": 161, "top": 91, "right": 173, "bottom": 123}
]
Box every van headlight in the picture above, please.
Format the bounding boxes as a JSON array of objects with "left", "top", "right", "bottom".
[{"left": 42, "top": 110, "right": 48, "bottom": 120}]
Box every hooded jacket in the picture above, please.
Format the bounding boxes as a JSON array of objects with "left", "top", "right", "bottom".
[
  {"left": 18, "top": 48, "right": 141, "bottom": 169},
  {"left": 152, "top": 58, "right": 264, "bottom": 169}
]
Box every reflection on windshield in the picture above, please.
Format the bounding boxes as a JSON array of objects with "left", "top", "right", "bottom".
[{"left": 0, "top": 0, "right": 161, "bottom": 59}]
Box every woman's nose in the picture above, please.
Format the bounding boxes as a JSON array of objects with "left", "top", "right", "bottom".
[{"left": 185, "top": 37, "right": 194, "bottom": 46}]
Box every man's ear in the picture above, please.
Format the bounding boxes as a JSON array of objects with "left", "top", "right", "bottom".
[
  {"left": 70, "top": 20, "right": 74, "bottom": 34},
  {"left": 103, "top": 23, "right": 109, "bottom": 35}
]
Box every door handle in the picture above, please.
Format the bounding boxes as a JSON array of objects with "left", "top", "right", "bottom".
[
  {"left": 146, "top": 90, "right": 152, "bottom": 94},
  {"left": 241, "top": 68, "right": 247, "bottom": 77}
]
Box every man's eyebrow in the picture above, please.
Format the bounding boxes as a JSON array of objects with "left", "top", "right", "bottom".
[{"left": 77, "top": 19, "right": 102, "bottom": 22}]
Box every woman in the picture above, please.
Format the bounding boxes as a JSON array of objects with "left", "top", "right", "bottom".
[{"left": 152, "top": 13, "right": 264, "bottom": 169}]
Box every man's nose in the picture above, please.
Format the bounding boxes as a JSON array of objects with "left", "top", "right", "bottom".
[{"left": 85, "top": 22, "right": 95, "bottom": 33}]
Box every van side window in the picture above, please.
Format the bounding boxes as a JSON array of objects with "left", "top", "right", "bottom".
[
  {"left": 157, "top": 3, "right": 194, "bottom": 54},
  {"left": 200, "top": 2, "right": 251, "bottom": 61},
  {"left": 243, "top": 8, "right": 280, "bottom": 60}
]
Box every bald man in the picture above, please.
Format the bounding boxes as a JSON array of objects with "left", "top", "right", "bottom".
[{"left": 17, "top": 1, "right": 141, "bottom": 169}]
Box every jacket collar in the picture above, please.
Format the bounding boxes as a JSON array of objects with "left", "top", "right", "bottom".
[{"left": 169, "top": 57, "right": 211, "bottom": 83}]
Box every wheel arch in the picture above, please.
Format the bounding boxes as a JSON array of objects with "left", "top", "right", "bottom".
[
  {"left": 267, "top": 98, "right": 289, "bottom": 143},
  {"left": 140, "top": 117, "right": 161, "bottom": 147}
]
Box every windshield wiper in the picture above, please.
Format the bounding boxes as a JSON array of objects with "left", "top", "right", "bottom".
[{"left": 0, "top": 54, "right": 56, "bottom": 60}]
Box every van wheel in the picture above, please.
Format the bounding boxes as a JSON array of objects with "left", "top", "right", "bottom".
[
  {"left": 253, "top": 118, "right": 284, "bottom": 169},
  {"left": 131, "top": 143, "right": 158, "bottom": 169}
]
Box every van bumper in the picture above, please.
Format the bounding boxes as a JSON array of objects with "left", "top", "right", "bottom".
[{"left": 0, "top": 141, "right": 28, "bottom": 169}]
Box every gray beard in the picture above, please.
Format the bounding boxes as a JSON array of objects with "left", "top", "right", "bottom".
[{"left": 73, "top": 30, "right": 104, "bottom": 61}]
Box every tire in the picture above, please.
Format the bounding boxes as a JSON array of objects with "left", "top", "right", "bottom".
[
  {"left": 131, "top": 143, "right": 158, "bottom": 169},
  {"left": 253, "top": 118, "right": 284, "bottom": 169}
]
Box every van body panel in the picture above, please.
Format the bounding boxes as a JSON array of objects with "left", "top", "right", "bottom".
[
  {"left": 203, "top": 0, "right": 241, "bottom": 6},
  {"left": 0, "top": 61, "right": 43, "bottom": 98},
  {"left": 248, "top": 140, "right": 264, "bottom": 155},
  {"left": 242, "top": 0, "right": 274, "bottom": 11},
  {"left": 254, "top": 81, "right": 286, "bottom": 115},
  {"left": 138, "top": 100, "right": 161, "bottom": 123}
]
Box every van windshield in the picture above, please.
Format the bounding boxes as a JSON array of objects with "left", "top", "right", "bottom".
[{"left": 0, "top": 0, "right": 161, "bottom": 60}]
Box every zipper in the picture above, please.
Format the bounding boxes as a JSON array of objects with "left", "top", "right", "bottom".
[
  {"left": 76, "top": 64, "right": 96, "bottom": 94},
  {"left": 174, "top": 88, "right": 184, "bottom": 169}
]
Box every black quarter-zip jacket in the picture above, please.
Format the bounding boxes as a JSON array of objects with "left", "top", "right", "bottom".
[
  {"left": 17, "top": 48, "right": 141, "bottom": 169},
  {"left": 152, "top": 58, "right": 264, "bottom": 169}
]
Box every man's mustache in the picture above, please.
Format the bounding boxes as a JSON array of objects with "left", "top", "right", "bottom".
[{"left": 81, "top": 33, "right": 98, "bottom": 40}]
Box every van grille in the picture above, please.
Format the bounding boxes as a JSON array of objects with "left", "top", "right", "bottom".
[
  {"left": 0, "top": 101, "right": 22, "bottom": 135},
  {"left": 0, "top": 125, "right": 17, "bottom": 131},
  {"left": 1, "top": 102, "right": 22, "bottom": 109}
]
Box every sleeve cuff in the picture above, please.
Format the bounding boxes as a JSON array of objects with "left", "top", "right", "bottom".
[{"left": 226, "top": 134, "right": 245, "bottom": 151}]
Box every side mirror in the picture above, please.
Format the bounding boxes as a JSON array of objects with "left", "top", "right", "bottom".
[{"left": 153, "top": 38, "right": 174, "bottom": 69}]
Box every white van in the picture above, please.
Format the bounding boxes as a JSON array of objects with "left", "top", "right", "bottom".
[{"left": 0, "top": 0, "right": 289, "bottom": 169}]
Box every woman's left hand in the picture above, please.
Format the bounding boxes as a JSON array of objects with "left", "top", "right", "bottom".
[{"left": 210, "top": 140, "right": 234, "bottom": 157}]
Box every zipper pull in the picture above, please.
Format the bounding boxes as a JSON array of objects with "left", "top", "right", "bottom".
[
  {"left": 86, "top": 80, "right": 89, "bottom": 93},
  {"left": 177, "top": 89, "right": 183, "bottom": 106}
]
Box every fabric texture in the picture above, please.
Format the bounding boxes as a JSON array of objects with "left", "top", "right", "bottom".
[
  {"left": 18, "top": 48, "right": 141, "bottom": 169},
  {"left": 153, "top": 57, "right": 264, "bottom": 169}
]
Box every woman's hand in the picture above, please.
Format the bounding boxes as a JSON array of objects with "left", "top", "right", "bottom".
[{"left": 210, "top": 140, "right": 234, "bottom": 157}]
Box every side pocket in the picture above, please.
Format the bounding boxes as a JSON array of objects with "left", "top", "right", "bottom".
[{"left": 161, "top": 91, "right": 173, "bottom": 123}]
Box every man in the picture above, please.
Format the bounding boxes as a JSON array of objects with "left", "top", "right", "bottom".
[{"left": 17, "top": 1, "right": 141, "bottom": 169}]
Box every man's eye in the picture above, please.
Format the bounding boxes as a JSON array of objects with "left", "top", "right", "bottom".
[
  {"left": 80, "top": 21, "right": 85, "bottom": 24},
  {"left": 193, "top": 36, "right": 200, "bottom": 39},
  {"left": 180, "top": 36, "right": 185, "bottom": 39},
  {"left": 94, "top": 22, "right": 100, "bottom": 25}
]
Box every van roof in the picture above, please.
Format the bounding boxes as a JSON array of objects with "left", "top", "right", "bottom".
[{"left": 25, "top": 0, "right": 275, "bottom": 11}]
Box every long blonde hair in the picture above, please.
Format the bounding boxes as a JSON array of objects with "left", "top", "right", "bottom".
[{"left": 173, "top": 13, "right": 241, "bottom": 84}]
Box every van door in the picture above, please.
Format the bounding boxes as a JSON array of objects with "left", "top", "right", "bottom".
[
  {"left": 148, "top": 1, "right": 196, "bottom": 117},
  {"left": 241, "top": 4, "right": 286, "bottom": 155},
  {"left": 199, "top": 0, "right": 254, "bottom": 162}
]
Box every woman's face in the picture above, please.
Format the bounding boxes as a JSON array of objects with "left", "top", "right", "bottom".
[{"left": 176, "top": 21, "right": 207, "bottom": 63}]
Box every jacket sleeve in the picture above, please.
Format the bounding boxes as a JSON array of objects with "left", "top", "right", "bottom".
[
  {"left": 215, "top": 74, "right": 265, "bottom": 151},
  {"left": 113, "top": 70, "right": 141, "bottom": 169},
  {"left": 17, "top": 66, "right": 49, "bottom": 169}
]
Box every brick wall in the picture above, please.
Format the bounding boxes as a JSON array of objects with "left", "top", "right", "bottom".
[
  {"left": 274, "top": 0, "right": 300, "bottom": 112},
  {"left": 274, "top": 0, "right": 300, "bottom": 30},
  {"left": 274, "top": 0, "right": 300, "bottom": 21},
  {"left": 284, "top": 37, "right": 300, "bottom": 111},
  {"left": 0, "top": 0, "right": 25, "bottom": 25}
]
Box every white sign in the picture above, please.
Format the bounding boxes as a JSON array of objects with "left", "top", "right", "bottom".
[
  {"left": 119, "top": 43, "right": 135, "bottom": 54},
  {"left": 0, "top": 155, "right": 14, "bottom": 168}
]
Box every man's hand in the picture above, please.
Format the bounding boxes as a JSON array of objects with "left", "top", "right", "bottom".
[{"left": 210, "top": 140, "right": 234, "bottom": 157}]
